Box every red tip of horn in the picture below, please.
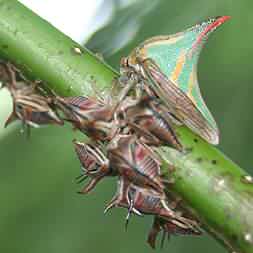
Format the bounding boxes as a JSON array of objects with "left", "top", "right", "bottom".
[
  {"left": 214, "top": 15, "right": 231, "bottom": 27},
  {"left": 192, "top": 16, "right": 230, "bottom": 50},
  {"left": 203, "top": 16, "right": 231, "bottom": 36}
]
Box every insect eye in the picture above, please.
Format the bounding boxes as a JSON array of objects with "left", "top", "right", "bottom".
[
  {"left": 118, "top": 111, "right": 125, "bottom": 120},
  {"left": 15, "top": 104, "right": 23, "bottom": 112}
]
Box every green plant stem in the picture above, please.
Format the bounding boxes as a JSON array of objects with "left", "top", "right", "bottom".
[{"left": 0, "top": 1, "right": 252, "bottom": 253}]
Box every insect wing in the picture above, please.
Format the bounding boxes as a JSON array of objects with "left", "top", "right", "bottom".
[
  {"left": 56, "top": 96, "right": 97, "bottom": 120},
  {"left": 63, "top": 96, "right": 101, "bottom": 110},
  {"left": 142, "top": 61, "right": 219, "bottom": 144},
  {"left": 15, "top": 94, "right": 63, "bottom": 126},
  {"left": 133, "top": 139, "right": 161, "bottom": 180},
  {"left": 147, "top": 216, "right": 201, "bottom": 249},
  {"left": 56, "top": 96, "right": 113, "bottom": 125}
]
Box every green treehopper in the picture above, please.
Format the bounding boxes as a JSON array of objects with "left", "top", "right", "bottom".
[{"left": 120, "top": 16, "right": 230, "bottom": 145}]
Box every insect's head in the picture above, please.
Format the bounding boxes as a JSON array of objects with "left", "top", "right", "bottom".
[
  {"left": 120, "top": 51, "right": 141, "bottom": 75},
  {"left": 120, "top": 57, "right": 129, "bottom": 69}
]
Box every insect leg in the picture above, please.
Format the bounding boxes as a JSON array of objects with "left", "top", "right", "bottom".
[
  {"left": 77, "top": 174, "right": 104, "bottom": 194},
  {"left": 4, "top": 112, "right": 17, "bottom": 128},
  {"left": 125, "top": 196, "right": 134, "bottom": 230},
  {"left": 75, "top": 173, "right": 88, "bottom": 184},
  {"left": 104, "top": 177, "right": 131, "bottom": 214},
  {"left": 111, "top": 74, "right": 138, "bottom": 115}
]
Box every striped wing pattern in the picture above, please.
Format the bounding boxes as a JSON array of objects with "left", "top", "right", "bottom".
[
  {"left": 142, "top": 61, "right": 219, "bottom": 144},
  {"left": 63, "top": 96, "right": 102, "bottom": 110},
  {"left": 133, "top": 142, "right": 160, "bottom": 180}
]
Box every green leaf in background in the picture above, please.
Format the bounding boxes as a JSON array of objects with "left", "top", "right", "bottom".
[{"left": 86, "top": 0, "right": 159, "bottom": 57}]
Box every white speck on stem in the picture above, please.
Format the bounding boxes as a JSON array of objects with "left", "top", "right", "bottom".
[
  {"left": 244, "top": 233, "right": 253, "bottom": 244},
  {"left": 218, "top": 179, "right": 225, "bottom": 187},
  {"left": 242, "top": 175, "right": 253, "bottom": 184},
  {"left": 73, "top": 47, "right": 82, "bottom": 55},
  {"left": 213, "top": 178, "right": 226, "bottom": 192}
]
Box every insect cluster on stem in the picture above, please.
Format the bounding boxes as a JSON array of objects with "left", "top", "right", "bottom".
[{"left": 0, "top": 16, "right": 230, "bottom": 249}]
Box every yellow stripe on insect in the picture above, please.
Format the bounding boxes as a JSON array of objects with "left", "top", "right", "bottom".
[
  {"left": 187, "top": 70, "right": 197, "bottom": 106},
  {"left": 171, "top": 51, "right": 186, "bottom": 83},
  {"left": 144, "top": 35, "right": 182, "bottom": 47}
]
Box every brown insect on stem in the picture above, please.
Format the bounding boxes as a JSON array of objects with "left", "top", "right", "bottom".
[
  {"left": 121, "top": 95, "right": 183, "bottom": 151},
  {"left": 147, "top": 216, "right": 201, "bottom": 249},
  {"left": 107, "top": 134, "right": 165, "bottom": 195},
  {"left": 54, "top": 95, "right": 119, "bottom": 142},
  {"left": 73, "top": 140, "right": 114, "bottom": 194},
  {"left": 1, "top": 62, "right": 63, "bottom": 135}
]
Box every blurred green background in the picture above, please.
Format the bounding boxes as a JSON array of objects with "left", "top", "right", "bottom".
[{"left": 0, "top": 0, "right": 253, "bottom": 252}]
